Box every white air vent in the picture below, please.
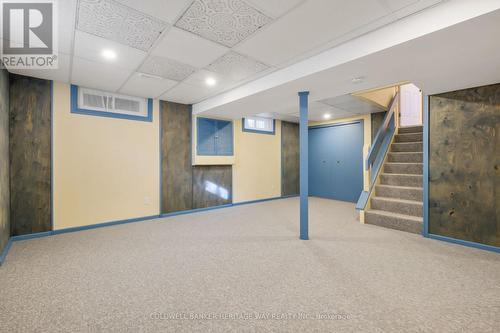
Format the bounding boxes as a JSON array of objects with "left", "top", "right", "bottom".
[{"left": 78, "top": 88, "right": 148, "bottom": 117}]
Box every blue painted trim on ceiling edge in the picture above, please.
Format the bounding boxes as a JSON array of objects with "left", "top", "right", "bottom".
[
  {"left": 241, "top": 118, "right": 276, "bottom": 135},
  {"left": 423, "top": 95, "right": 429, "bottom": 237},
  {"left": 0, "top": 237, "right": 13, "bottom": 266},
  {"left": 427, "top": 234, "right": 500, "bottom": 254},
  {"left": 299, "top": 91, "right": 309, "bottom": 240},
  {"left": 0, "top": 195, "right": 298, "bottom": 265},
  {"left": 70, "top": 85, "right": 153, "bottom": 122},
  {"left": 308, "top": 120, "right": 361, "bottom": 130}
]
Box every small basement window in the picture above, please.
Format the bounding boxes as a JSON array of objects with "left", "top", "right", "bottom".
[
  {"left": 242, "top": 116, "right": 275, "bottom": 134},
  {"left": 71, "top": 85, "right": 153, "bottom": 122}
]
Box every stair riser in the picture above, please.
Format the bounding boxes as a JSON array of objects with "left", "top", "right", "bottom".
[
  {"left": 365, "top": 212, "right": 422, "bottom": 234},
  {"left": 391, "top": 142, "right": 423, "bottom": 152},
  {"left": 380, "top": 174, "right": 422, "bottom": 187},
  {"left": 376, "top": 186, "right": 422, "bottom": 201},
  {"left": 371, "top": 199, "right": 422, "bottom": 217},
  {"left": 384, "top": 163, "right": 422, "bottom": 175},
  {"left": 388, "top": 153, "right": 422, "bottom": 163},
  {"left": 395, "top": 133, "right": 423, "bottom": 142},
  {"left": 398, "top": 126, "right": 423, "bottom": 134}
]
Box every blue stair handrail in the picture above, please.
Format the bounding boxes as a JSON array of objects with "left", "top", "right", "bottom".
[{"left": 356, "top": 92, "right": 399, "bottom": 210}]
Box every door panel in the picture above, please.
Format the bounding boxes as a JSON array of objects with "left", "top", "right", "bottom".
[
  {"left": 400, "top": 83, "right": 422, "bottom": 126},
  {"left": 309, "top": 122, "right": 364, "bottom": 202}
]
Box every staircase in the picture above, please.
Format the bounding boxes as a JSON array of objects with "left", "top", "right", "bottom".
[{"left": 365, "top": 125, "right": 423, "bottom": 234}]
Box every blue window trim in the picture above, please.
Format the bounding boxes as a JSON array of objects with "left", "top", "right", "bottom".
[
  {"left": 196, "top": 117, "right": 234, "bottom": 156},
  {"left": 70, "top": 85, "right": 153, "bottom": 122},
  {"left": 242, "top": 117, "right": 276, "bottom": 135}
]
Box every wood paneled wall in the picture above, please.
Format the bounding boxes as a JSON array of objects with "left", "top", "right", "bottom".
[
  {"left": 9, "top": 75, "right": 52, "bottom": 236},
  {"left": 281, "top": 121, "right": 299, "bottom": 196},
  {"left": 160, "top": 101, "right": 193, "bottom": 213},
  {"left": 160, "top": 101, "right": 232, "bottom": 213},
  {"left": 429, "top": 83, "right": 500, "bottom": 247},
  {"left": 0, "top": 69, "right": 9, "bottom": 253}
]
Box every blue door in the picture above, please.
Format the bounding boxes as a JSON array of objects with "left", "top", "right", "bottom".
[{"left": 309, "top": 122, "right": 364, "bottom": 202}]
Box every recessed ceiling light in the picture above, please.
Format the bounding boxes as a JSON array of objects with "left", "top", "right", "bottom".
[
  {"left": 323, "top": 114, "right": 331, "bottom": 120},
  {"left": 205, "top": 77, "right": 217, "bottom": 86},
  {"left": 351, "top": 77, "right": 364, "bottom": 84},
  {"left": 101, "top": 49, "right": 117, "bottom": 61}
]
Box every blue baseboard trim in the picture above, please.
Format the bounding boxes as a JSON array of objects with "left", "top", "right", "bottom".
[
  {"left": 0, "top": 238, "right": 13, "bottom": 266},
  {"left": 0, "top": 195, "right": 298, "bottom": 265},
  {"left": 427, "top": 234, "right": 500, "bottom": 254}
]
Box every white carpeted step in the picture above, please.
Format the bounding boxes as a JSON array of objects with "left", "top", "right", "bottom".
[
  {"left": 371, "top": 197, "right": 423, "bottom": 217},
  {"left": 365, "top": 209, "right": 423, "bottom": 234}
]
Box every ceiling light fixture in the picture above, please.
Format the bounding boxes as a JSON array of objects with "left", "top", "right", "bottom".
[
  {"left": 101, "top": 49, "right": 117, "bottom": 61},
  {"left": 323, "top": 114, "right": 331, "bottom": 120},
  {"left": 205, "top": 77, "right": 217, "bottom": 87},
  {"left": 351, "top": 77, "right": 364, "bottom": 84}
]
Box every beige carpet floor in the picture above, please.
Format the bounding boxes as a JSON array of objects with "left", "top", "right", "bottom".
[{"left": 1, "top": 197, "right": 499, "bottom": 332}]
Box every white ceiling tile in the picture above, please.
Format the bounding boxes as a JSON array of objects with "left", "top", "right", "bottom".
[
  {"left": 119, "top": 72, "right": 178, "bottom": 98},
  {"left": 71, "top": 57, "right": 132, "bottom": 92},
  {"left": 243, "top": 0, "right": 304, "bottom": 18},
  {"left": 8, "top": 52, "right": 71, "bottom": 83},
  {"left": 73, "top": 31, "right": 147, "bottom": 70},
  {"left": 151, "top": 27, "right": 228, "bottom": 68},
  {"left": 234, "top": 0, "right": 388, "bottom": 66},
  {"left": 77, "top": 0, "right": 168, "bottom": 51},
  {"left": 378, "top": 0, "right": 419, "bottom": 12},
  {"left": 183, "top": 69, "right": 231, "bottom": 90},
  {"left": 175, "top": 0, "right": 272, "bottom": 47},
  {"left": 140, "top": 55, "right": 197, "bottom": 81},
  {"left": 159, "top": 82, "right": 212, "bottom": 104},
  {"left": 115, "top": 0, "right": 193, "bottom": 23},
  {"left": 57, "top": 0, "right": 77, "bottom": 54},
  {"left": 207, "top": 51, "right": 269, "bottom": 82}
]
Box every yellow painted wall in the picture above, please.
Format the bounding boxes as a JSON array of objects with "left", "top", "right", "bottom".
[
  {"left": 53, "top": 82, "right": 160, "bottom": 229},
  {"left": 309, "top": 114, "right": 372, "bottom": 193},
  {"left": 353, "top": 86, "right": 397, "bottom": 108},
  {"left": 232, "top": 119, "right": 282, "bottom": 203}
]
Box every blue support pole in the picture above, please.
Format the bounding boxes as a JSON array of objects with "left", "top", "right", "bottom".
[
  {"left": 299, "top": 91, "right": 309, "bottom": 240},
  {"left": 422, "top": 94, "right": 429, "bottom": 237}
]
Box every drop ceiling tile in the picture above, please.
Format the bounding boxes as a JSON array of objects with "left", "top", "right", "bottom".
[
  {"left": 159, "top": 82, "right": 212, "bottom": 104},
  {"left": 57, "top": 0, "right": 77, "bottom": 54},
  {"left": 243, "top": 0, "right": 304, "bottom": 18},
  {"left": 234, "top": 0, "right": 388, "bottom": 66},
  {"left": 77, "top": 0, "right": 168, "bottom": 51},
  {"left": 140, "top": 55, "right": 197, "bottom": 81},
  {"left": 183, "top": 69, "right": 231, "bottom": 90},
  {"left": 8, "top": 52, "right": 71, "bottom": 83},
  {"left": 378, "top": 0, "right": 419, "bottom": 12},
  {"left": 175, "top": 0, "right": 272, "bottom": 47},
  {"left": 73, "top": 31, "right": 147, "bottom": 70},
  {"left": 151, "top": 27, "right": 228, "bottom": 68},
  {"left": 115, "top": 0, "right": 193, "bottom": 23},
  {"left": 207, "top": 51, "right": 269, "bottom": 82},
  {"left": 71, "top": 56, "right": 132, "bottom": 92},
  {"left": 119, "top": 72, "right": 178, "bottom": 98}
]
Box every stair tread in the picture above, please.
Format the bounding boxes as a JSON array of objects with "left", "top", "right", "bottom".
[
  {"left": 377, "top": 184, "right": 423, "bottom": 190},
  {"left": 366, "top": 209, "right": 423, "bottom": 222},
  {"left": 389, "top": 151, "right": 422, "bottom": 154},
  {"left": 392, "top": 141, "right": 423, "bottom": 144},
  {"left": 372, "top": 196, "right": 423, "bottom": 205},
  {"left": 385, "top": 162, "right": 423, "bottom": 164},
  {"left": 381, "top": 173, "right": 422, "bottom": 177}
]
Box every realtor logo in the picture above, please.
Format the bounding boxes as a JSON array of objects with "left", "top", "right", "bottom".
[{"left": 1, "top": 0, "right": 57, "bottom": 69}]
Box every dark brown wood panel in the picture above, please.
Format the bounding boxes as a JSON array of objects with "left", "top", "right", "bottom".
[
  {"left": 9, "top": 74, "right": 51, "bottom": 236},
  {"left": 281, "top": 121, "right": 299, "bottom": 196},
  {"left": 0, "top": 69, "right": 9, "bottom": 253},
  {"left": 160, "top": 101, "right": 193, "bottom": 213},
  {"left": 192, "top": 165, "right": 232, "bottom": 209},
  {"left": 429, "top": 83, "right": 500, "bottom": 247}
]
